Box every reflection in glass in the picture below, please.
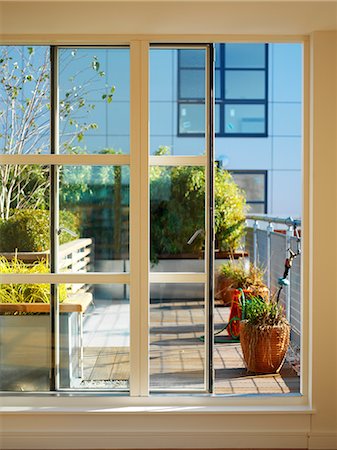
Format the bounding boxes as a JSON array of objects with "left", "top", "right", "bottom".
[
  {"left": 59, "top": 284, "right": 130, "bottom": 390},
  {"left": 0, "top": 46, "right": 51, "bottom": 155},
  {"left": 0, "top": 165, "right": 51, "bottom": 272},
  {"left": 225, "top": 104, "right": 265, "bottom": 134},
  {"left": 225, "top": 71, "right": 265, "bottom": 100},
  {"left": 58, "top": 48, "right": 130, "bottom": 154},
  {"left": 150, "top": 166, "right": 205, "bottom": 272},
  {"left": 225, "top": 43, "right": 266, "bottom": 68},
  {"left": 0, "top": 284, "right": 51, "bottom": 391},
  {"left": 179, "top": 103, "right": 205, "bottom": 134},
  {"left": 150, "top": 283, "right": 205, "bottom": 391},
  {"left": 179, "top": 70, "right": 205, "bottom": 99},
  {"left": 231, "top": 172, "right": 266, "bottom": 202},
  {"left": 150, "top": 47, "right": 206, "bottom": 154},
  {"left": 179, "top": 49, "right": 205, "bottom": 68},
  {"left": 59, "top": 165, "right": 129, "bottom": 273},
  {"left": 247, "top": 203, "right": 265, "bottom": 214},
  {"left": 215, "top": 69, "right": 221, "bottom": 99}
]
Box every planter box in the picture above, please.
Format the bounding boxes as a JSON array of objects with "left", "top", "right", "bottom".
[{"left": 0, "top": 294, "right": 92, "bottom": 391}]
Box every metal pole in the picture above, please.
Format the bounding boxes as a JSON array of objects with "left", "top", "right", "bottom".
[
  {"left": 50, "top": 45, "right": 60, "bottom": 391},
  {"left": 253, "top": 220, "right": 258, "bottom": 266},
  {"left": 206, "top": 43, "right": 215, "bottom": 393},
  {"left": 285, "top": 224, "right": 293, "bottom": 322},
  {"left": 266, "top": 221, "right": 273, "bottom": 291}
]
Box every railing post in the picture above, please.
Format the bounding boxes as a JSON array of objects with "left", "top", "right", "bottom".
[
  {"left": 285, "top": 224, "right": 293, "bottom": 323},
  {"left": 253, "top": 220, "right": 258, "bottom": 266},
  {"left": 266, "top": 221, "right": 273, "bottom": 291}
]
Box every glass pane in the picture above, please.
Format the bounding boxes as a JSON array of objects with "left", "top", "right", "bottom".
[
  {"left": 180, "top": 69, "right": 205, "bottom": 99},
  {"left": 215, "top": 69, "right": 221, "bottom": 99},
  {"left": 59, "top": 165, "right": 129, "bottom": 272},
  {"left": 247, "top": 203, "right": 265, "bottom": 214},
  {"left": 59, "top": 48, "right": 130, "bottom": 154},
  {"left": 150, "top": 47, "right": 205, "bottom": 154},
  {"left": 231, "top": 172, "right": 266, "bottom": 202},
  {"left": 225, "top": 70, "right": 265, "bottom": 100},
  {"left": 225, "top": 104, "right": 265, "bottom": 134},
  {"left": 179, "top": 103, "right": 205, "bottom": 134},
  {"left": 150, "top": 166, "right": 205, "bottom": 272},
  {"left": 225, "top": 43, "right": 266, "bottom": 68},
  {"left": 0, "top": 46, "right": 50, "bottom": 155},
  {"left": 215, "top": 103, "right": 220, "bottom": 134},
  {"left": 0, "top": 284, "right": 50, "bottom": 391},
  {"left": 215, "top": 44, "right": 221, "bottom": 69},
  {"left": 59, "top": 284, "right": 129, "bottom": 390},
  {"left": 150, "top": 283, "right": 205, "bottom": 391},
  {"left": 179, "top": 49, "right": 205, "bottom": 68},
  {"left": 0, "top": 165, "right": 50, "bottom": 272}
]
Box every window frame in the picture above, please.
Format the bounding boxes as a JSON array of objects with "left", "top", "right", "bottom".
[
  {"left": 230, "top": 169, "right": 268, "bottom": 213},
  {"left": 0, "top": 37, "right": 309, "bottom": 411},
  {"left": 177, "top": 43, "right": 269, "bottom": 138}
]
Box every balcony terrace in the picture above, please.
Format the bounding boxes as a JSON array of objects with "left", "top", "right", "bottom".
[{"left": 62, "top": 214, "right": 301, "bottom": 395}]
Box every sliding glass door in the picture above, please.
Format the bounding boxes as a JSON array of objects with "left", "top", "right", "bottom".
[
  {"left": 54, "top": 47, "right": 131, "bottom": 391},
  {"left": 149, "top": 46, "right": 214, "bottom": 392},
  {"left": 0, "top": 43, "right": 214, "bottom": 394}
]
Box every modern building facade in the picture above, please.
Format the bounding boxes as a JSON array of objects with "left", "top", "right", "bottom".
[{"left": 149, "top": 43, "right": 302, "bottom": 217}]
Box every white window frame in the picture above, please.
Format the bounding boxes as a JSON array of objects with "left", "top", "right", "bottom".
[{"left": 0, "top": 35, "right": 311, "bottom": 412}]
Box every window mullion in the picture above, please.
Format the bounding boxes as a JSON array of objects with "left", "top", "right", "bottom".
[{"left": 129, "top": 40, "right": 149, "bottom": 397}]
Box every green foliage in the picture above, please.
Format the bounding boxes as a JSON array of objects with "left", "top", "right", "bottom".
[
  {"left": 0, "top": 46, "right": 116, "bottom": 218},
  {"left": 59, "top": 149, "right": 125, "bottom": 204},
  {"left": 0, "top": 164, "right": 50, "bottom": 215},
  {"left": 214, "top": 168, "right": 246, "bottom": 251},
  {"left": 0, "top": 209, "right": 79, "bottom": 252},
  {"left": 219, "top": 261, "right": 266, "bottom": 290},
  {"left": 150, "top": 146, "right": 246, "bottom": 262},
  {"left": 0, "top": 257, "right": 67, "bottom": 303},
  {"left": 243, "top": 296, "right": 288, "bottom": 328}
]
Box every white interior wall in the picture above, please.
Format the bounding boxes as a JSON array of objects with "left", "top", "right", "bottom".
[{"left": 0, "top": 2, "right": 336, "bottom": 450}]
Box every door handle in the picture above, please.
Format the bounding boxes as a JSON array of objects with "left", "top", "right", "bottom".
[{"left": 187, "top": 228, "right": 204, "bottom": 245}]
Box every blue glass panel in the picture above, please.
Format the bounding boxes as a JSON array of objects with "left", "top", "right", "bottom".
[
  {"left": 225, "top": 44, "right": 266, "bottom": 68},
  {"left": 179, "top": 103, "right": 205, "bottom": 134},
  {"left": 225, "top": 70, "right": 265, "bottom": 100},
  {"left": 225, "top": 104, "right": 265, "bottom": 134},
  {"left": 180, "top": 69, "right": 205, "bottom": 99},
  {"left": 215, "top": 44, "right": 221, "bottom": 69},
  {"left": 179, "top": 49, "right": 205, "bottom": 68}
]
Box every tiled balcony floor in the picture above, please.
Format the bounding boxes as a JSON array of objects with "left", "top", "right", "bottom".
[{"left": 81, "top": 297, "right": 300, "bottom": 394}]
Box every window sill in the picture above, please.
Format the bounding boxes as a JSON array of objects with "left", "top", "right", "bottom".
[{"left": 0, "top": 394, "right": 314, "bottom": 415}]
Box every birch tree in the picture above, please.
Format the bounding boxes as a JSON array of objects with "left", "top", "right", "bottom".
[{"left": 0, "top": 46, "right": 113, "bottom": 220}]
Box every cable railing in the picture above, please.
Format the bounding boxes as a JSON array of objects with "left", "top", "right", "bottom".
[{"left": 245, "top": 214, "right": 302, "bottom": 347}]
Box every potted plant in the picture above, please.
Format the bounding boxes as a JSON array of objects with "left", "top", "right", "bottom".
[
  {"left": 215, "top": 260, "right": 268, "bottom": 306},
  {"left": 239, "top": 295, "right": 290, "bottom": 374}
]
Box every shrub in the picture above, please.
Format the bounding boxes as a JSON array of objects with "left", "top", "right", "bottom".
[
  {"left": 0, "top": 257, "right": 67, "bottom": 303},
  {"left": 0, "top": 209, "right": 79, "bottom": 252},
  {"left": 150, "top": 146, "right": 246, "bottom": 262}
]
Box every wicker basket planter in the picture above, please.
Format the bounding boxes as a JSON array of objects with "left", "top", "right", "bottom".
[{"left": 239, "top": 320, "right": 290, "bottom": 374}]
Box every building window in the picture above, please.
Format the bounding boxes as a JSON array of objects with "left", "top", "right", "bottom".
[
  {"left": 230, "top": 170, "right": 268, "bottom": 213},
  {"left": 178, "top": 43, "right": 268, "bottom": 137}
]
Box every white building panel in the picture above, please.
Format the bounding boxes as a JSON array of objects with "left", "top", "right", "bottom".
[
  {"left": 271, "top": 170, "right": 302, "bottom": 216},
  {"left": 273, "top": 137, "right": 302, "bottom": 170}
]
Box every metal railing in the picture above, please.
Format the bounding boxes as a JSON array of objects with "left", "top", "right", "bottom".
[{"left": 245, "top": 214, "right": 301, "bottom": 347}]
